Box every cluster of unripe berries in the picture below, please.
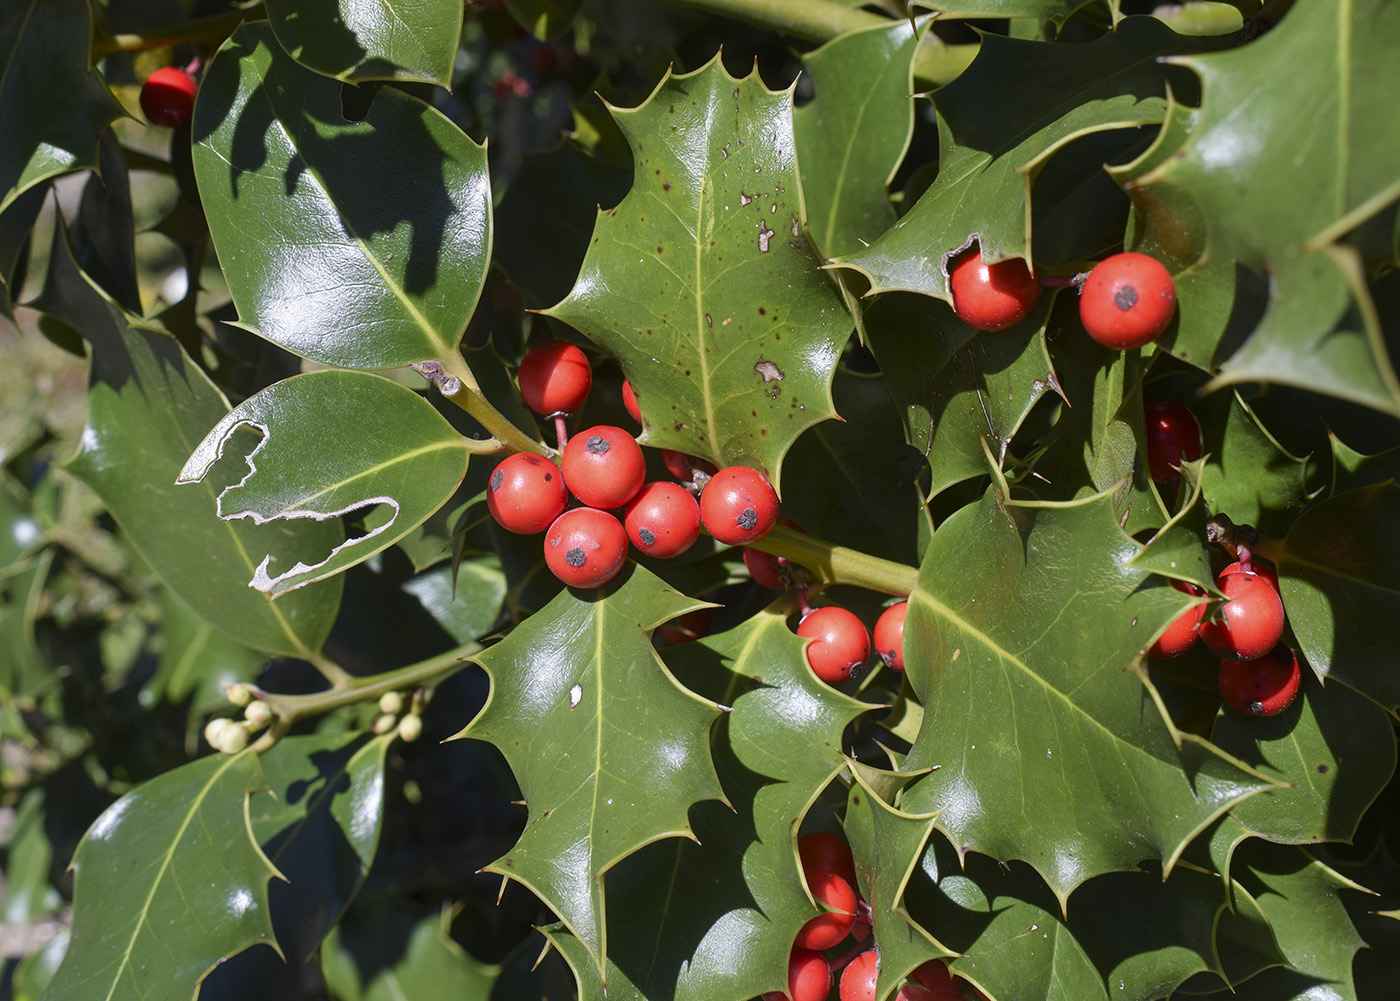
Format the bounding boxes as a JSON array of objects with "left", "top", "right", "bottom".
[
  {"left": 949, "top": 248, "right": 1177, "bottom": 350},
  {"left": 760, "top": 832, "right": 986, "bottom": 1001},
  {"left": 1139, "top": 402, "right": 1301, "bottom": 718}
]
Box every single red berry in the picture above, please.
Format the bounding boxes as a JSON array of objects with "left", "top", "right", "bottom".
[
  {"left": 518, "top": 341, "right": 592, "bottom": 416},
  {"left": 762, "top": 947, "right": 832, "bottom": 1001},
  {"left": 699, "top": 466, "right": 779, "bottom": 545},
  {"left": 543, "top": 508, "right": 627, "bottom": 588},
  {"left": 1221, "top": 559, "right": 1280, "bottom": 595},
  {"left": 873, "top": 601, "right": 908, "bottom": 672},
  {"left": 621, "top": 379, "right": 642, "bottom": 424},
  {"left": 896, "top": 987, "right": 937, "bottom": 1001},
  {"left": 840, "top": 949, "right": 879, "bottom": 1001},
  {"left": 656, "top": 608, "right": 713, "bottom": 646},
  {"left": 662, "top": 449, "right": 718, "bottom": 482},
  {"left": 561, "top": 425, "right": 645, "bottom": 509},
  {"left": 798, "top": 832, "right": 859, "bottom": 895},
  {"left": 1199, "top": 567, "right": 1286, "bottom": 661},
  {"left": 1143, "top": 400, "right": 1203, "bottom": 482},
  {"left": 908, "top": 961, "right": 962, "bottom": 1001},
  {"left": 794, "top": 870, "right": 857, "bottom": 950},
  {"left": 486, "top": 453, "right": 568, "bottom": 534},
  {"left": 623, "top": 481, "right": 700, "bottom": 558},
  {"left": 949, "top": 248, "right": 1040, "bottom": 331},
  {"left": 1149, "top": 579, "right": 1206, "bottom": 659},
  {"left": 798, "top": 606, "right": 870, "bottom": 684},
  {"left": 744, "top": 519, "right": 804, "bottom": 589},
  {"left": 140, "top": 66, "right": 198, "bottom": 127},
  {"left": 1079, "top": 252, "right": 1177, "bottom": 349},
  {"left": 1219, "top": 642, "right": 1303, "bottom": 717}
]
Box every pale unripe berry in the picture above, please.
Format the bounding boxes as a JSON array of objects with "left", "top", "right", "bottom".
[
  {"left": 373, "top": 713, "right": 398, "bottom": 735},
  {"left": 397, "top": 715, "right": 424, "bottom": 743},
  {"left": 244, "top": 700, "right": 272, "bottom": 728},
  {"left": 204, "top": 718, "right": 249, "bottom": 754},
  {"left": 224, "top": 682, "right": 254, "bottom": 707},
  {"left": 379, "top": 691, "right": 405, "bottom": 716}
]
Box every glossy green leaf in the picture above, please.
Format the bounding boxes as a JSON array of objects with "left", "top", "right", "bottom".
[
  {"left": 143, "top": 588, "right": 265, "bottom": 708},
  {"left": 45, "top": 223, "right": 343, "bottom": 658},
  {"left": 39, "top": 752, "right": 282, "bottom": 1001},
  {"left": 900, "top": 486, "right": 1273, "bottom": 904},
  {"left": 1328, "top": 430, "right": 1400, "bottom": 497},
  {"left": 1, "top": 181, "right": 45, "bottom": 320},
  {"left": 911, "top": 0, "right": 1096, "bottom": 21},
  {"left": 864, "top": 291, "right": 1057, "bottom": 498},
  {"left": 793, "top": 18, "right": 919, "bottom": 259},
  {"left": 504, "top": 0, "right": 582, "bottom": 40},
  {"left": 322, "top": 900, "right": 497, "bottom": 1000},
  {"left": 1, "top": 789, "right": 61, "bottom": 925},
  {"left": 192, "top": 23, "right": 491, "bottom": 369},
  {"left": 838, "top": 18, "right": 1192, "bottom": 300},
  {"left": 265, "top": 0, "right": 463, "bottom": 86},
  {"left": 177, "top": 370, "right": 471, "bottom": 597},
  {"left": 1211, "top": 675, "right": 1396, "bottom": 847},
  {"left": 1198, "top": 392, "right": 1313, "bottom": 541},
  {"left": 401, "top": 557, "right": 505, "bottom": 643},
  {"left": 545, "top": 56, "right": 849, "bottom": 481},
  {"left": 543, "top": 604, "right": 867, "bottom": 999},
  {"left": 73, "top": 131, "right": 139, "bottom": 314},
  {"left": 1274, "top": 483, "right": 1400, "bottom": 707},
  {"left": 0, "top": 0, "right": 124, "bottom": 214},
  {"left": 455, "top": 563, "right": 725, "bottom": 973}
]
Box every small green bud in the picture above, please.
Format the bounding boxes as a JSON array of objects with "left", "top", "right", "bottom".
[{"left": 378, "top": 691, "right": 405, "bottom": 716}]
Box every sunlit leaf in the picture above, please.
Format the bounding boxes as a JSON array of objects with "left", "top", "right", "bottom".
[{"left": 265, "top": 0, "right": 463, "bottom": 86}]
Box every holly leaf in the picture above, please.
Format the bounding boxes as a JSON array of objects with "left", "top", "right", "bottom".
[
  {"left": 192, "top": 23, "right": 491, "bottom": 370},
  {"left": 911, "top": 0, "right": 1097, "bottom": 22},
  {"left": 864, "top": 291, "right": 1057, "bottom": 498},
  {"left": 321, "top": 900, "right": 497, "bottom": 1000},
  {"left": 1327, "top": 430, "right": 1400, "bottom": 497},
  {"left": 265, "top": 0, "right": 463, "bottom": 87},
  {"left": 1198, "top": 392, "right": 1314, "bottom": 541},
  {"left": 1, "top": 182, "right": 47, "bottom": 320},
  {"left": 544, "top": 56, "right": 849, "bottom": 481},
  {"left": 793, "top": 17, "right": 920, "bottom": 259},
  {"left": 177, "top": 370, "right": 472, "bottom": 597},
  {"left": 38, "top": 752, "right": 282, "bottom": 1001},
  {"left": 454, "top": 563, "right": 725, "bottom": 974},
  {"left": 43, "top": 220, "right": 343, "bottom": 658},
  {"left": 837, "top": 17, "right": 1194, "bottom": 300},
  {"left": 899, "top": 485, "right": 1274, "bottom": 905},
  {"left": 0, "top": 0, "right": 124, "bottom": 214},
  {"left": 1274, "top": 483, "right": 1400, "bottom": 708}
]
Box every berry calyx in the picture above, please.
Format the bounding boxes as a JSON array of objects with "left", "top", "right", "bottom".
[
  {"left": 1219, "top": 642, "right": 1303, "bottom": 717},
  {"left": 873, "top": 601, "right": 908, "bottom": 672},
  {"left": 622, "top": 379, "right": 641, "bottom": 424},
  {"left": 1079, "top": 252, "right": 1177, "bottom": 349},
  {"left": 543, "top": 508, "right": 628, "bottom": 588},
  {"left": 487, "top": 453, "right": 568, "bottom": 534},
  {"left": 793, "top": 869, "right": 857, "bottom": 950},
  {"left": 699, "top": 465, "right": 779, "bottom": 545},
  {"left": 798, "top": 606, "right": 871, "bottom": 684},
  {"left": 662, "top": 449, "right": 717, "bottom": 482},
  {"left": 1144, "top": 400, "right": 1203, "bottom": 482},
  {"left": 518, "top": 341, "right": 592, "bottom": 416},
  {"left": 561, "top": 425, "right": 646, "bottom": 509},
  {"left": 1149, "top": 579, "right": 1206, "bottom": 659},
  {"left": 949, "top": 247, "right": 1040, "bottom": 331},
  {"left": 1199, "top": 567, "right": 1286, "bottom": 661},
  {"left": 140, "top": 67, "right": 197, "bottom": 127},
  {"left": 840, "top": 949, "right": 879, "bottom": 1001},
  {"left": 623, "top": 481, "right": 701, "bottom": 558},
  {"left": 744, "top": 519, "right": 804, "bottom": 589}
]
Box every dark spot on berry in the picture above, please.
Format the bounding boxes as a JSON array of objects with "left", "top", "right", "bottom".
[
  {"left": 847, "top": 662, "right": 865, "bottom": 681},
  {"left": 1113, "top": 284, "right": 1139, "bottom": 311},
  {"left": 879, "top": 650, "right": 895, "bottom": 667},
  {"left": 566, "top": 548, "right": 586, "bottom": 567},
  {"left": 587, "top": 435, "right": 610, "bottom": 454},
  {"left": 1246, "top": 699, "right": 1264, "bottom": 714},
  {"left": 490, "top": 470, "right": 503, "bottom": 491},
  {"left": 737, "top": 507, "right": 758, "bottom": 530},
  {"left": 638, "top": 528, "right": 656, "bottom": 546},
  {"left": 1317, "top": 764, "right": 1329, "bottom": 773},
  {"left": 544, "top": 473, "right": 553, "bottom": 482}
]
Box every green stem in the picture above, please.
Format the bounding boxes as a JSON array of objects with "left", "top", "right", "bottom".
[
  {"left": 434, "top": 353, "right": 550, "bottom": 457},
  {"left": 665, "top": 0, "right": 887, "bottom": 42},
  {"left": 749, "top": 524, "right": 918, "bottom": 597},
  {"left": 304, "top": 650, "right": 354, "bottom": 689},
  {"left": 92, "top": 9, "right": 254, "bottom": 59}
]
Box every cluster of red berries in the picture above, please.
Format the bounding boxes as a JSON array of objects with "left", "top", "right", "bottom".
[
  {"left": 949, "top": 248, "right": 1177, "bottom": 350},
  {"left": 140, "top": 65, "right": 198, "bottom": 127},
  {"left": 1140, "top": 401, "right": 1301, "bottom": 717},
  {"left": 762, "top": 832, "right": 986, "bottom": 1001},
  {"left": 486, "top": 341, "right": 781, "bottom": 588}
]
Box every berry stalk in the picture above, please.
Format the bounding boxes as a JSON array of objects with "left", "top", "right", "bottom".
[{"left": 747, "top": 523, "right": 918, "bottom": 597}]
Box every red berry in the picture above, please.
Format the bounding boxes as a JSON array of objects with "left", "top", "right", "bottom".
[
  {"left": 744, "top": 520, "right": 804, "bottom": 589},
  {"left": 949, "top": 248, "right": 1039, "bottom": 331},
  {"left": 140, "top": 66, "right": 197, "bottom": 127},
  {"left": 1220, "top": 559, "right": 1280, "bottom": 595},
  {"left": 622, "top": 379, "right": 642, "bottom": 424},
  {"left": 486, "top": 453, "right": 568, "bottom": 534},
  {"left": 793, "top": 870, "right": 857, "bottom": 950},
  {"left": 909, "top": 961, "right": 961, "bottom": 1001},
  {"left": 763, "top": 947, "right": 832, "bottom": 1001},
  {"left": 1149, "top": 579, "right": 1206, "bottom": 659},
  {"left": 798, "top": 832, "right": 858, "bottom": 894},
  {"left": 543, "top": 508, "right": 627, "bottom": 588},
  {"left": 699, "top": 466, "right": 779, "bottom": 545},
  {"left": 561, "top": 425, "right": 645, "bottom": 509},
  {"left": 873, "top": 601, "right": 908, "bottom": 672},
  {"left": 1079, "top": 252, "right": 1177, "bottom": 349},
  {"left": 623, "top": 481, "right": 700, "bottom": 558},
  {"left": 1143, "top": 401, "right": 1203, "bottom": 482},
  {"left": 519, "top": 341, "right": 592, "bottom": 415},
  {"left": 896, "top": 987, "right": 938, "bottom": 1001},
  {"left": 656, "top": 608, "right": 713, "bottom": 646},
  {"left": 798, "top": 606, "right": 870, "bottom": 684},
  {"left": 1219, "top": 642, "right": 1302, "bottom": 717},
  {"left": 840, "top": 949, "right": 879, "bottom": 1001},
  {"left": 662, "top": 449, "right": 717, "bottom": 482},
  {"left": 1199, "top": 567, "right": 1286, "bottom": 661}
]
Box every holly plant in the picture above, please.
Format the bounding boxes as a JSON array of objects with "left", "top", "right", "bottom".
[{"left": 4, "top": 1, "right": 1400, "bottom": 1000}]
